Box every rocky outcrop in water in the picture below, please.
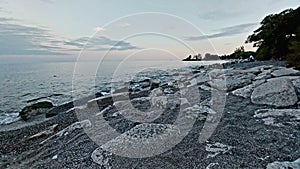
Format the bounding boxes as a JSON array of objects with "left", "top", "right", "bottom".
[{"left": 19, "top": 101, "right": 54, "bottom": 121}]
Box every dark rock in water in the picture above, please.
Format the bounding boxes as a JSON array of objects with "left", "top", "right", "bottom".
[
  {"left": 150, "top": 79, "right": 160, "bottom": 90},
  {"left": 19, "top": 101, "right": 54, "bottom": 121}
]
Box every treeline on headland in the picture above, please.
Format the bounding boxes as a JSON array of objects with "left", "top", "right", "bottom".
[{"left": 183, "top": 6, "right": 300, "bottom": 69}]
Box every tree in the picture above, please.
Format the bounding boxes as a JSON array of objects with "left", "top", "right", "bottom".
[
  {"left": 246, "top": 7, "right": 300, "bottom": 60},
  {"left": 287, "top": 27, "right": 300, "bottom": 69}
]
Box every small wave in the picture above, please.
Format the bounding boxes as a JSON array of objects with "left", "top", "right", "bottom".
[{"left": 0, "top": 111, "right": 20, "bottom": 125}]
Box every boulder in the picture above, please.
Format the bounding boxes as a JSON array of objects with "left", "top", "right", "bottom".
[
  {"left": 271, "top": 67, "right": 299, "bottom": 77},
  {"left": 19, "top": 101, "right": 54, "bottom": 121},
  {"left": 251, "top": 78, "right": 298, "bottom": 107}
]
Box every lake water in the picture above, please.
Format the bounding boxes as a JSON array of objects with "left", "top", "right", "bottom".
[{"left": 0, "top": 59, "right": 227, "bottom": 124}]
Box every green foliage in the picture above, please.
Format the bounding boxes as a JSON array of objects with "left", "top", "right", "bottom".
[
  {"left": 284, "top": 14, "right": 300, "bottom": 68},
  {"left": 220, "top": 46, "right": 255, "bottom": 60},
  {"left": 246, "top": 7, "right": 300, "bottom": 60}
]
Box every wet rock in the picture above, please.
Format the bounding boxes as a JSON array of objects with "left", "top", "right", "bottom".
[
  {"left": 19, "top": 101, "right": 54, "bottom": 121},
  {"left": 254, "top": 109, "right": 300, "bottom": 127},
  {"left": 271, "top": 67, "right": 300, "bottom": 77},
  {"left": 251, "top": 78, "right": 298, "bottom": 107},
  {"left": 266, "top": 158, "right": 300, "bottom": 169}
]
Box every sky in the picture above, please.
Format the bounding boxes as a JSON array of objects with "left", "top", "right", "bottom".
[{"left": 0, "top": 0, "right": 299, "bottom": 60}]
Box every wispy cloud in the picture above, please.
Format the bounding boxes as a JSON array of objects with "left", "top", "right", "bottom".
[
  {"left": 65, "top": 36, "right": 139, "bottom": 51},
  {"left": 0, "top": 19, "right": 66, "bottom": 55},
  {"left": 199, "top": 11, "right": 237, "bottom": 21},
  {"left": 0, "top": 17, "right": 17, "bottom": 22},
  {"left": 0, "top": 17, "right": 139, "bottom": 55},
  {"left": 185, "top": 23, "right": 257, "bottom": 41}
]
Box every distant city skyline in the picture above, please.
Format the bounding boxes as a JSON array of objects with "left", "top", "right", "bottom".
[{"left": 0, "top": 0, "right": 299, "bottom": 59}]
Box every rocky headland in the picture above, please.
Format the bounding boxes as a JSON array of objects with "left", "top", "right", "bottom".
[{"left": 0, "top": 61, "right": 300, "bottom": 169}]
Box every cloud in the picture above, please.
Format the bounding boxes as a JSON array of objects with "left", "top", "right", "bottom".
[
  {"left": 0, "top": 17, "right": 139, "bottom": 55},
  {"left": 185, "top": 23, "right": 257, "bottom": 41},
  {"left": 0, "top": 19, "right": 66, "bottom": 55},
  {"left": 0, "top": 17, "right": 17, "bottom": 22},
  {"left": 199, "top": 11, "right": 237, "bottom": 21},
  {"left": 65, "top": 35, "right": 139, "bottom": 51}
]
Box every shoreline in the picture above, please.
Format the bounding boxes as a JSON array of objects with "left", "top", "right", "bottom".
[{"left": 1, "top": 60, "right": 300, "bottom": 168}]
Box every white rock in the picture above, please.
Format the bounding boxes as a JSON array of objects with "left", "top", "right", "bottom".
[
  {"left": 205, "top": 142, "right": 232, "bottom": 158},
  {"left": 266, "top": 158, "right": 300, "bottom": 169},
  {"left": 52, "top": 155, "right": 58, "bottom": 160},
  {"left": 101, "top": 123, "right": 181, "bottom": 158},
  {"left": 254, "top": 109, "right": 300, "bottom": 126}
]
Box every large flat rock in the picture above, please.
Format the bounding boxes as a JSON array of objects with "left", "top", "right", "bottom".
[
  {"left": 100, "top": 123, "right": 182, "bottom": 158},
  {"left": 251, "top": 78, "right": 298, "bottom": 107}
]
